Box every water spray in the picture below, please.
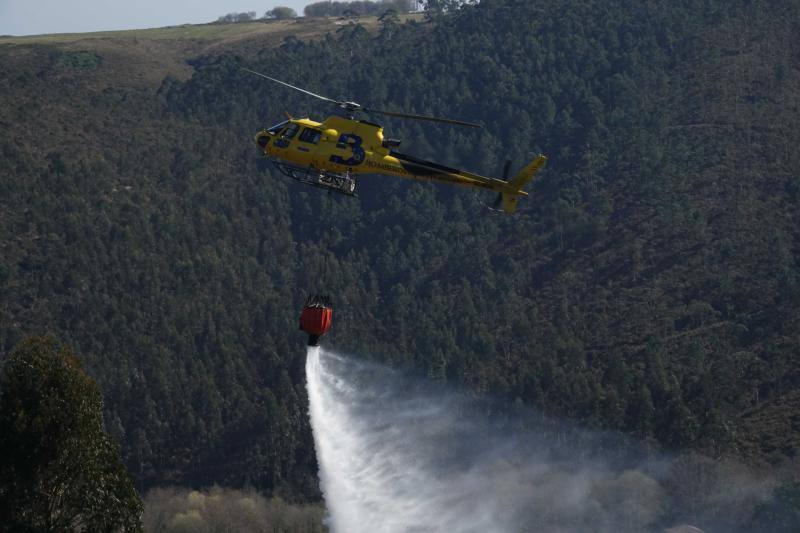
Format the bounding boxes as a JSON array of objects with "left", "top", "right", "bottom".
[{"left": 305, "top": 348, "right": 771, "bottom": 533}]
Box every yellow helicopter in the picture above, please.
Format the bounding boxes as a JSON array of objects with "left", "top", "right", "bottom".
[{"left": 244, "top": 68, "right": 546, "bottom": 213}]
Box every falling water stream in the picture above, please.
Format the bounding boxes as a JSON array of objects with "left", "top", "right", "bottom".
[
  {"left": 306, "top": 347, "right": 511, "bottom": 533},
  {"left": 304, "top": 347, "right": 766, "bottom": 533}
]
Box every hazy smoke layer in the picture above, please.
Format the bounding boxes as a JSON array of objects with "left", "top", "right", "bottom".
[
  {"left": 306, "top": 348, "right": 772, "bottom": 533},
  {"left": 142, "top": 486, "right": 325, "bottom": 533}
]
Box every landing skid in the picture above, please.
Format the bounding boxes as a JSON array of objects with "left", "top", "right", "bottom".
[{"left": 270, "top": 160, "right": 357, "bottom": 196}]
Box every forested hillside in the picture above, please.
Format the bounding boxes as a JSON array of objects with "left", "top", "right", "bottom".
[{"left": 1, "top": 0, "right": 799, "bottom": 506}]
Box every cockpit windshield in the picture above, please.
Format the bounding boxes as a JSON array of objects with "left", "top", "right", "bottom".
[{"left": 266, "top": 120, "right": 289, "bottom": 135}]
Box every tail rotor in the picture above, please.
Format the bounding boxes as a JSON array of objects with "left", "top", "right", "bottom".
[
  {"left": 491, "top": 159, "right": 513, "bottom": 211},
  {"left": 490, "top": 155, "right": 547, "bottom": 213}
]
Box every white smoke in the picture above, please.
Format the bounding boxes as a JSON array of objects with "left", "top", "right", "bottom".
[{"left": 305, "top": 348, "right": 773, "bottom": 533}]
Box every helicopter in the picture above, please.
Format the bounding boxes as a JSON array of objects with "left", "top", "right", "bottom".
[{"left": 244, "top": 68, "right": 546, "bottom": 213}]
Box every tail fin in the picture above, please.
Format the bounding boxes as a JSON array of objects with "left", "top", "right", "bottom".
[
  {"left": 492, "top": 155, "right": 547, "bottom": 213},
  {"left": 508, "top": 154, "right": 547, "bottom": 191}
]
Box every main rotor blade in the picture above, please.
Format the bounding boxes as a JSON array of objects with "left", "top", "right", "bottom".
[
  {"left": 502, "top": 160, "right": 512, "bottom": 180},
  {"left": 241, "top": 68, "right": 341, "bottom": 106},
  {"left": 365, "top": 107, "right": 482, "bottom": 128},
  {"left": 241, "top": 68, "right": 480, "bottom": 127}
]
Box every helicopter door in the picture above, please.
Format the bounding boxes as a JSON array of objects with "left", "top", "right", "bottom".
[
  {"left": 273, "top": 122, "right": 299, "bottom": 150},
  {"left": 298, "top": 127, "right": 321, "bottom": 145},
  {"left": 295, "top": 127, "right": 321, "bottom": 166}
]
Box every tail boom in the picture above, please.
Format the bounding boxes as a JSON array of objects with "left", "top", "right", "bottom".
[{"left": 383, "top": 151, "right": 547, "bottom": 213}]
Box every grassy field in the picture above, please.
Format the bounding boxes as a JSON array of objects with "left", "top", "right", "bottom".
[
  {"left": 0, "top": 14, "right": 424, "bottom": 86},
  {"left": 0, "top": 19, "right": 316, "bottom": 45},
  {"left": 0, "top": 14, "right": 424, "bottom": 46}
]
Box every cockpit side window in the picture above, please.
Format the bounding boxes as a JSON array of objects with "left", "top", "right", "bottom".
[
  {"left": 267, "top": 120, "right": 289, "bottom": 135},
  {"left": 299, "top": 127, "right": 322, "bottom": 144},
  {"left": 282, "top": 123, "right": 300, "bottom": 139}
]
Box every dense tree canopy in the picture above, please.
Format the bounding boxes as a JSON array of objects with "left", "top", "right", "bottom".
[
  {"left": 266, "top": 7, "right": 298, "bottom": 20},
  {"left": 0, "top": 337, "right": 142, "bottom": 531},
  {"left": 217, "top": 11, "right": 257, "bottom": 23},
  {"left": 304, "top": 0, "right": 415, "bottom": 18},
  {"left": 0, "top": 0, "right": 798, "bottom": 521}
]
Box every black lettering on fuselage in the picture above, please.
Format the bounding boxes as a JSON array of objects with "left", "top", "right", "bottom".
[{"left": 365, "top": 159, "right": 406, "bottom": 174}]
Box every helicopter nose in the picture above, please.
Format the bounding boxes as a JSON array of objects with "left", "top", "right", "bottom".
[{"left": 256, "top": 133, "right": 271, "bottom": 149}]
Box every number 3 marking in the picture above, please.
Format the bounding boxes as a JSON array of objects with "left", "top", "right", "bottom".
[{"left": 329, "top": 133, "right": 365, "bottom": 167}]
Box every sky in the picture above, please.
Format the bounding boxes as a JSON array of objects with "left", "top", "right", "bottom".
[{"left": 0, "top": 0, "right": 312, "bottom": 36}]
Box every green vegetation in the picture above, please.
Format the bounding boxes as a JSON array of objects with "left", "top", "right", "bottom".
[
  {"left": 0, "top": 1, "right": 798, "bottom": 527},
  {"left": 143, "top": 487, "right": 326, "bottom": 532},
  {"left": 59, "top": 50, "right": 101, "bottom": 69},
  {"left": 217, "top": 12, "right": 258, "bottom": 23},
  {"left": 751, "top": 482, "right": 800, "bottom": 532},
  {"left": 0, "top": 22, "right": 265, "bottom": 44},
  {"left": 304, "top": 0, "right": 414, "bottom": 17},
  {"left": 0, "top": 19, "right": 301, "bottom": 46},
  {"left": 0, "top": 337, "right": 142, "bottom": 531},
  {"left": 266, "top": 7, "right": 299, "bottom": 20}
]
